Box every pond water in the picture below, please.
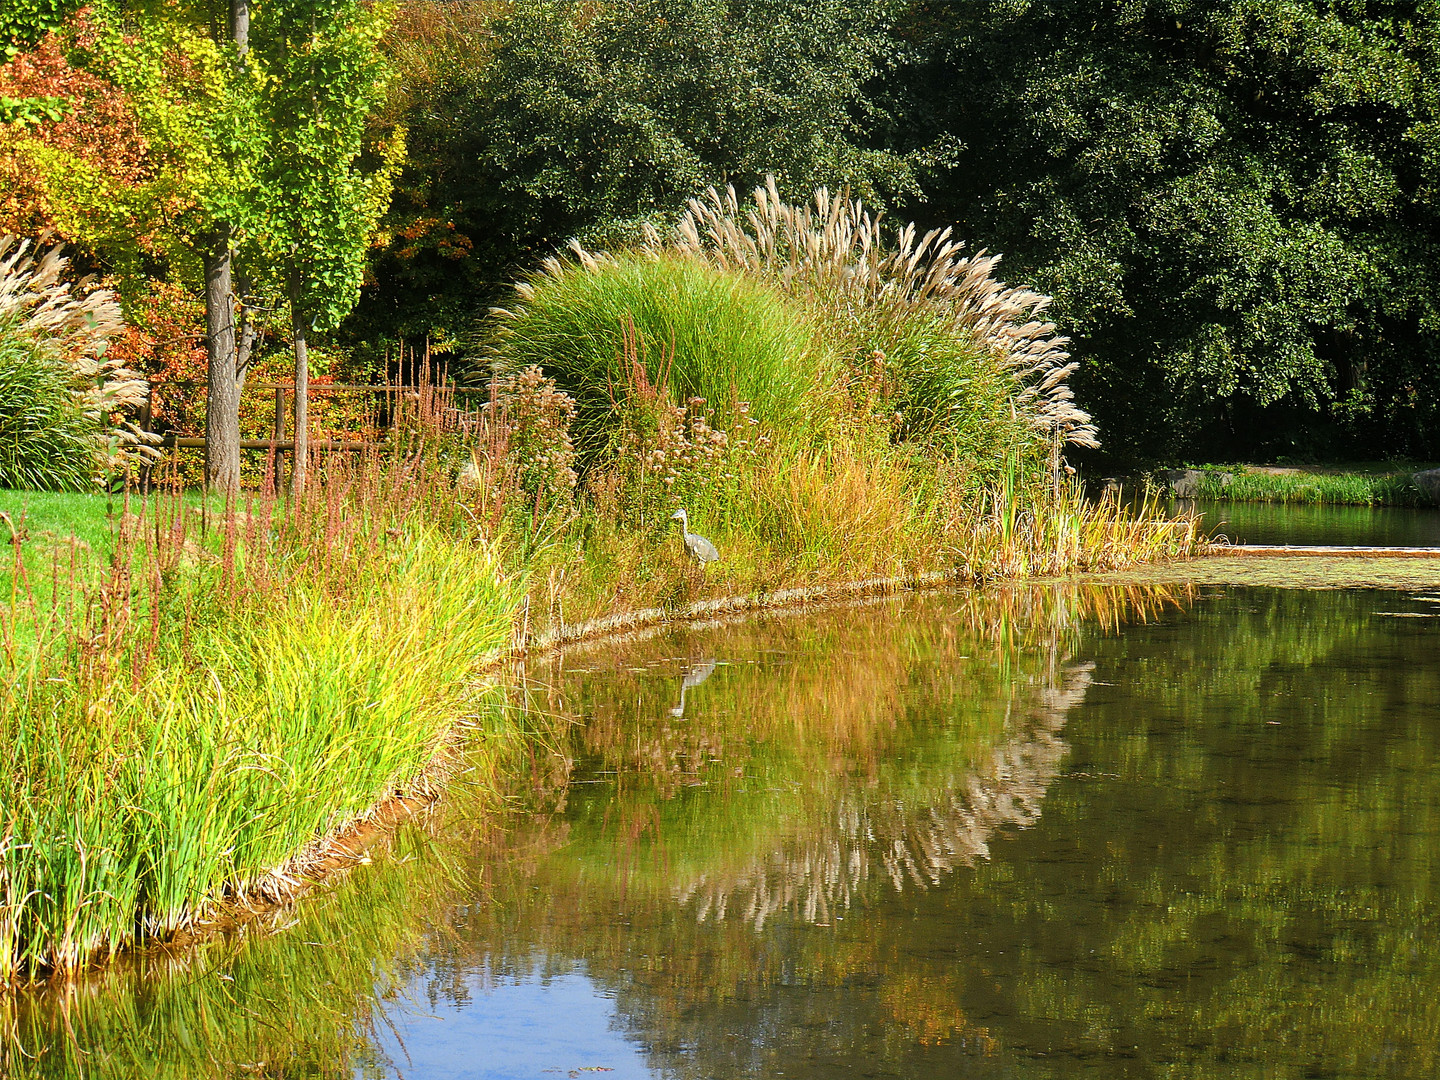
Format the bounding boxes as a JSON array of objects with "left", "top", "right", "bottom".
[
  {"left": 1189, "top": 499, "right": 1440, "bottom": 547},
  {"left": 9, "top": 567, "right": 1440, "bottom": 1080}
]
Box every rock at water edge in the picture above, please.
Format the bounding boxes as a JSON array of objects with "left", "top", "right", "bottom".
[{"left": 1412, "top": 468, "right": 1440, "bottom": 505}]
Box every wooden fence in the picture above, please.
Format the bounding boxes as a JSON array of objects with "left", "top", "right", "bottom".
[{"left": 139, "top": 380, "right": 485, "bottom": 486}]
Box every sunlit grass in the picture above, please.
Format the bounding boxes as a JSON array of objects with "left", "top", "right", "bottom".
[
  {"left": 1195, "top": 468, "right": 1430, "bottom": 506},
  {"left": 513, "top": 439, "right": 1201, "bottom": 640},
  {"left": 1, "top": 464, "right": 525, "bottom": 983},
  {"left": 0, "top": 225, "right": 1205, "bottom": 985}
]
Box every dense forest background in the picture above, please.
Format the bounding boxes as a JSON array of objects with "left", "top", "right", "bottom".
[{"left": 5, "top": 0, "right": 1438, "bottom": 466}]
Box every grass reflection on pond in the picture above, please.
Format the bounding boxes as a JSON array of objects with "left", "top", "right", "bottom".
[
  {"left": 406, "top": 584, "right": 1440, "bottom": 1080},
  {"left": 1, "top": 827, "right": 459, "bottom": 1079},
  {"left": 394, "top": 584, "right": 1188, "bottom": 1068},
  {"left": 519, "top": 584, "right": 1182, "bottom": 913},
  {"left": 22, "top": 581, "right": 1344, "bottom": 1079}
]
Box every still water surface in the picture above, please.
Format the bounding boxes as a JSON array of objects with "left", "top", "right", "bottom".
[
  {"left": 1191, "top": 499, "right": 1440, "bottom": 547},
  {"left": 9, "top": 575, "right": 1440, "bottom": 1079}
]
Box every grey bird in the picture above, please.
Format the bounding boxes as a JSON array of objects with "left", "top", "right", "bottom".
[{"left": 670, "top": 508, "right": 719, "bottom": 565}]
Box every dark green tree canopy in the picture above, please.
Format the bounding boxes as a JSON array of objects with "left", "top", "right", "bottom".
[
  {"left": 893, "top": 1, "right": 1440, "bottom": 461},
  {"left": 348, "top": 0, "right": 1439, "bottom": 462},
  {"left": 350, "top": 0, "right": 919, "bottom": 348}
]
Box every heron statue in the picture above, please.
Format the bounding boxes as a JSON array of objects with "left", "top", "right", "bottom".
[{"left": 670, "top": 508, "right": 719, "bottom": 566}]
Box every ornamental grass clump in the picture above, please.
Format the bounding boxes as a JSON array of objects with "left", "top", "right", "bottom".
[
  {"left": 0, "top": 456, "right": 524, "bottom": 983},
  {"left": 654, "top": 178, "right": 1099, "bottom": 464},
  {"left": 475, "top": 181, "right": 1194, "bottom": 638},
  {"left": 490, "top": 248, "right": 828, "bottom": 458},
  {"left": 0, "top": 236, "right": 157, "bottom": 490}
]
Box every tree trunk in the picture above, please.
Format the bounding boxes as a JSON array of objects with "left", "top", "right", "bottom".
[
  {"left": 230, "top": 0, "right": 249, "bottom": 55},
  {"left": 203, "top": 236, "right": 241, "bottom": 495},
  {"left": 290, "top": 274, "right": 309, "bottom": 497},
  {"left": 201, "top": 0, "right": 250, "bottom": 496}
]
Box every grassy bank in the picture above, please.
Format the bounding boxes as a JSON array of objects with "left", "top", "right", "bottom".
[
  {"left": 0, "top": 459, "right": 527, "bottom": 984},
  {"left": 1, "top": 185, "right": 1202, "bottom": 985},
  {"left": 1, "top": 458, "right": 1196, "bottom": 984},
  {"left": 1163, "top": 464, "right": 1439, "bottom": 507}
]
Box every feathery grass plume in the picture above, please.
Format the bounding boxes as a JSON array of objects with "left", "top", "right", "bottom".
[
  {"left": 650, "top": 177, "right": 1100, "bottom": 452},
  {"left": 0, "top": 235, "right": 158, "bottom": 489}
]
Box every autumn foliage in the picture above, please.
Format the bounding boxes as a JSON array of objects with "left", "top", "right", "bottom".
[{"left": 0, "top": 17, "right": 154, "bottom": 262}]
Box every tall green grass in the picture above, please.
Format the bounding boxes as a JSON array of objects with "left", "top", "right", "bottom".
[
  {"left": 0, "top": 328, "right": 96, "bottom": 491},
  {"left": 871, "top": 311, "right": 1044, "bottom": 488},
  {"left": 0, "top": 237, "right": 152, "bottom": 492},
  {"left": 492, "top": 251, "right": 831, "bottom": 456},
  {"left": 1193, "top": 469, "right": 1428, "bottom": 506},
  {"left": 1, "top": 462, "right": 524, "bottom": 983}
]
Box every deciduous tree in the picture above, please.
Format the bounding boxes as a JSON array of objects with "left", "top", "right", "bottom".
[
  {"left": 252, "top": 0, "right": 398, "bottom": 492},
  {"left": 352, "top": 0, "right": 922, "bottom": 350},
  {"left": 893, "top": 1, "right": 1440, "bottom": 461}
]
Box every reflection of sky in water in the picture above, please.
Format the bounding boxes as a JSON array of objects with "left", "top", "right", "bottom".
[{"left": 363, "top": 966, "right": 654, "bottom": 1080}]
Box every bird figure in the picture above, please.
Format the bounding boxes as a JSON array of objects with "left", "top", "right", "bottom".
[
  {"left": 670, "top": 508, "right": 719, "bottom": 566},
  {"left": 669, "top": 659, "right": 718, "bottom": 718}
]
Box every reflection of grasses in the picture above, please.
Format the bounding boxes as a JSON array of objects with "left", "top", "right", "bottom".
[
  {"left": 377, "top": 583, "right": 1188, "bottom": 1072},
  {"left": 525, "top": 583, "right": 1187, "bottom": 905},
  {"left": 449, "top": 586, "right": 1440, "bottom": 1080},
  {"left": 671, "top": 662, "right": 1094, "bottom": 928},
  {"left": 0, "top": 827, "right": 459, "bottom": 1080}
]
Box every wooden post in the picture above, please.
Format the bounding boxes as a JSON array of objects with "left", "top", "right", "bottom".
[
  {"left": 290, "top": 274, "right": 309, "bottom": 497},
  {"left": 273, "top": 385, "right": 286, "bottom": 493}
]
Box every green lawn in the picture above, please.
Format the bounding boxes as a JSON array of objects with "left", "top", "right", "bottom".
[
  {"left": 0, "top": 488, "right": 242, "bottom": 590},
  {"left": 0, "top": 489, "right": 122, "bottom": 600}
]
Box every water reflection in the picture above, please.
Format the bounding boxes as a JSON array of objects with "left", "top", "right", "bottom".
[
  {"left": 674, "top": 661, "right": 1095, "bottom": 929},
  {"left": 668, "top": 659, "right": 717, "bottom": 718},
  {"left": 1189, "top": 498, "right": 1440, "bottom": 547},
  {"left": 13, "top": 581, "right": 1440, "bottom": 1079},
  {"left": 2, "top": 827, "right": 457, "bottom": 1079}
]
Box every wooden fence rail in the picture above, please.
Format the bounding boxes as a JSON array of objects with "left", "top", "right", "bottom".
[{"left": 139, "top": 381, "right": 487, "bottom": 488}]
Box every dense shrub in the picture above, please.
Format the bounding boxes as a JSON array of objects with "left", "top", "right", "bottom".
[
  {"left": 889, "top": 3, "right": 1440, "bottom": 461},
  {"left": 0, "top": 237, "right": 152, "bottom": 490},
  {"left": 491, "top": 250, "right": 828, "bottom": 458}
]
